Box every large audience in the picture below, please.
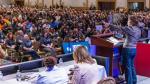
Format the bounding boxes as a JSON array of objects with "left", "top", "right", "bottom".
[
  {"left": 0, "top": 7, "right": 150, "bottom": 62},
  {"left": 0, "top": 5, "right": 150, "bottom": 84}
]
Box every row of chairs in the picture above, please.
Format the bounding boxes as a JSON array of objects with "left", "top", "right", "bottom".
[{"left": 1, "top": 41, "right": 62, "bottom": 62}]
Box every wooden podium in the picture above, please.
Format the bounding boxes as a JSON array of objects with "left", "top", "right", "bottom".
[{"left": 91, "top": 35, "right": 123, "bottom": 76}]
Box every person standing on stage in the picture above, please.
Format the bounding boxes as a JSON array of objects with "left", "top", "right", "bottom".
[{"left": 103, "top": 15, "right": 141, "bottom": 84}]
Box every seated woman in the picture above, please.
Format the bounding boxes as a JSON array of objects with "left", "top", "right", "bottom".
[
  {"left": 22, "top": 34, "right": 40, "bottom": 60},
  {"left": 36, "top": 56, "right": 68, "bottom": 84},
  {"left": 15, "top": 30, "right": 24, "bottom": 51},
  {"left": 5, "top": 32, "right": 17, "bottom": 60},
  {"left": 5, "top": 32, "right": 16, "bottom": 50},
  {"left": 71, "top": 46, "right": 102, "bottom": 84},
  {"left": 40, "top": 32, "right": 56, "bottom": 56}
]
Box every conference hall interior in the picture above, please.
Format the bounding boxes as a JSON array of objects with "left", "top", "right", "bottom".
[{"left": 0, "top": 0, "right": 150, "bottom": 84}]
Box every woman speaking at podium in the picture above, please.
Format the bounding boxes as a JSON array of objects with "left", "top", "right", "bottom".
[{"left": 103, "top": 15, "right": 141, "bottom": 84}]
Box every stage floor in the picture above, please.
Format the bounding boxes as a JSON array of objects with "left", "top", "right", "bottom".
[{"left": 137, "top": 75, "right": 150, "bottom": 84}]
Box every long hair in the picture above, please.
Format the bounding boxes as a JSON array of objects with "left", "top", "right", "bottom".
[
  {"left": 7, "top": 32, "right": 14, "bottom": 40},
  {"left": 73, "top": 46, "right": 95, "bottom": 64}
]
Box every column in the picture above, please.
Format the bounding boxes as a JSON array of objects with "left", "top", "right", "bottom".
[
  {"left": 52, "top": 0, "right": 54, "bottom": 7},
  {"left": 28, "top": 0, "right": 30, "bottom": 6},
  {"left": 146, "top": 0, "right": 149, "bottom": 8},
  {"left": 37, "top": 0, "right": 39, "bottom": 7},
  {"left": 42, "top": 0, "right": 44, "bottom": 7},
  {"left": 86, "top": 0, "right": 89, "bottom": 9}
]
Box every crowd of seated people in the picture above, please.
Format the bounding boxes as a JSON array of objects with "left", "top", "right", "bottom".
[
  {"left": 0, "top": 6, "right": 150, "bottom": 84},
  {"left": 0, "top": 7, "right": 110, "bottom": 62},
  {"left": 0, "top": 6, "right": 150, "bottom": 62}
]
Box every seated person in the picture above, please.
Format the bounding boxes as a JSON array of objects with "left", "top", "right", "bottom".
[
  {"left": 16, "top": 30, "right": 24, "bottom": 44},
  {"left": 5, "top": 32, "right": 16, "bottom": 60},
  {"left": 36, "top": 56, "right": 68, "bottom": 84},
  {"left": 0, "top": 45, "right": 6, "bottom": 58},
  {"left": 0, "top": 30, "right": 5, "bottom": 44},
  {"left": 52, "top": 37, "right": 63, "bottom": 55},
  {"left": 94, "top": 24, "right": 114, "bottom": 38},
  {"left": 5, "top": 32, "right": 16, "bottom": 50},
  {"left": 22, "top": 34, "right": 40, "bottom": 60},
  {"left": 40, "top": 32, "right": 56, "bottom": 56},
  {"left": 102, "top": 24, "right": 112, "bottom": 34},
  {"left": 71, "top": 46, "right": 102, "bottom": 84},
  {"left": 15, "top": 30, "right": 24, "bottom": 51}
]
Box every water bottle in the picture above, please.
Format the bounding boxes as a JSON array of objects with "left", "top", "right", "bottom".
[
  {"left": 0, "top": 71, "right": 3, "bottom": 81},
  {"left": 59, "top": 58, "right": 63, "bottom": 64},
  {"left": 16, "top": 70, "right": 21, "bottom": 81}
]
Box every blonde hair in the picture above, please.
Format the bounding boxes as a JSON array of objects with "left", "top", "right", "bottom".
[{"left": 73, "top": 46, "right": 95, "bottom": 64}]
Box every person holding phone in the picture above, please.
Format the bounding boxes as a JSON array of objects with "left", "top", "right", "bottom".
[{"left": 103, "top": 15, "right": 141, "bottom": 84}]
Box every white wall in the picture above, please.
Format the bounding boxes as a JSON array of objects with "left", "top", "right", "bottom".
[
  {"left": 0, "top": 0, "right": 12, "bottom": 6},
  {"left": 31, "top": 0, "right": 37, "bottom": 6},
  {"left": 62, "top": 0, "right": 96, "bottom": 7},
  {"left": 53, "top": 0, "right": 59, "bottom": 5},
  {"left": 24, "top": 0, "right": 150, "bottom": 8},
  {"left": 62, "top": 0, "right": 70, "bottom": 7},
  {"left": 116, "top": 0, "right": 128, "bottom": 8},
  {"left": 146, "top": 0, "right": 149, "bottom": 8},
  {"left": 66, "top": 0, "right": 85, "bottom": 7},
  {"left": 88, "top": 0, "right": 96, "bottom": 7},
  {"left": 24, "top": 0, "right": 37, "bottom": 6},
  {"left": 24, "top": 0, "right": 28, "bottom": 6},
  {"left": 62, "top": 0, "right": 128, "bottom": 8},
  {"left": 24, "top": 0, "right": 44, "bottom": 6},
  {"left": 44, "top": 0, "right": 52, "bottom": 7}
]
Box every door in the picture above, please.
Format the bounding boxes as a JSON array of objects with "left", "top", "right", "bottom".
[
  {"left": 128, "top": 2, "right": 144, "bottom": 10},
  {"left": 98, "top": 2, "right": 115, "bottom": 10},
  {"left": 15, "top": 0, "right": 24, "bottom": 7}
]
